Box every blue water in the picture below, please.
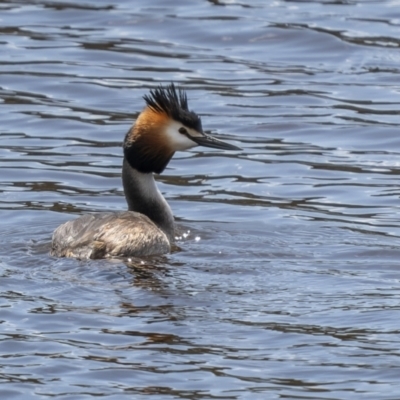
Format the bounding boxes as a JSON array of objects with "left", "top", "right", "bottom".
[{"left": 1, "top": 0, "right": 400, "bottom": 398}]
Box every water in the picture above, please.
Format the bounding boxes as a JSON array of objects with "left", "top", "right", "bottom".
[{"left": 1, "top": 0, "right": 400, "bottom": 398}]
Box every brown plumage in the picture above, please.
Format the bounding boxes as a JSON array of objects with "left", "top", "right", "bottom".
[{"left": 123, "top": 107, "right": 175, "bottom": 174}]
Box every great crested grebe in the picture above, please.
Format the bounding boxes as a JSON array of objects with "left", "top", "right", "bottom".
[{"left": 51, "top": 84, "right": 240, "bottom": 259}]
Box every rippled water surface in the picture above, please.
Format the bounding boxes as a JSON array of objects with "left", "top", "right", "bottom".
[{"left": 2, "top": 0, "right": 400, "bottom": 398}]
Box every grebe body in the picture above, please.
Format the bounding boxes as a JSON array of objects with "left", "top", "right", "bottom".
[{"left": 51, "top": 84, "right": 240, "bottom": 259}]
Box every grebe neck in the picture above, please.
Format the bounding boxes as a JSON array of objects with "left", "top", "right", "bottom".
[{"left": 122, "top": 158, "right": 174, "bottom": 243}]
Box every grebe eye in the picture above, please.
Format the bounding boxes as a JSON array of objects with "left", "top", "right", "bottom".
[{"left": 179, "top": 127, "right": 188, "bottom": 134}]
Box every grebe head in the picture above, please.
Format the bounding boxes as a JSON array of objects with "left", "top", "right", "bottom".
[{"left": 123, "top": 83, "right": 240, "bottom": 174}]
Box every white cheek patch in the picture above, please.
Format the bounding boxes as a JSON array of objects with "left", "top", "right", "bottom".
[{"left": 165, "top": 121, "right": 198, "bottom": 151}]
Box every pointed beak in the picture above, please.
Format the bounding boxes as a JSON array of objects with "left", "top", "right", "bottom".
[{"left": 189, "top": 132, "right": 241, "bottom": 151}]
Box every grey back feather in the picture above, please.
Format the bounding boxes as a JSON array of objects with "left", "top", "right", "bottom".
[{"left": 51, "top": 211, "right": 170, "bottom": 259}]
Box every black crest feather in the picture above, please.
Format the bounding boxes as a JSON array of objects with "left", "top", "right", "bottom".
[{"left": 143, "top": 83, "right": 202, "bottom": 132}]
